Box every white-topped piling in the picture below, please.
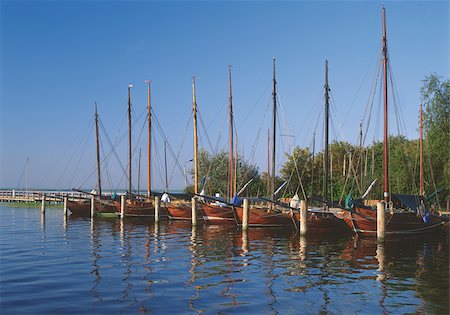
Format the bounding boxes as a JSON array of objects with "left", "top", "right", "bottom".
[
  {"left": 63, "top": 196, "right": 68, "bottom": 216},
  {"left": 154, "top": 196, "right": 160, "bottom": 223},
  {"left": 242, "top": 198, "right": 249, "bottom": 230},
  {"left": 377, "top": 201, "right": 385, "bottom": 241},
  {"left": 90, "top": 195, "right": 95, "bottom": 217},
  {"left": 41, "top": 194, "right": 46, "bottom": 213},
  {"left": 300, "top": 200, "right": 307, "bottom": 235},
  {"left": 120, "top": 195, "right": 126, "bottom": 220},
  {"left": 191, "top": 197, "right": 197, "bottom": 226}
]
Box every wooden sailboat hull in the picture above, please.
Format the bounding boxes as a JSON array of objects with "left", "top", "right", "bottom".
[
  {"left": 67, "top": 200, "right": 91, "bottom": 216},
  {"left": 67, "top": 198, "right": 117, "bottom": 216},
  {"left": 202, "top": 203, "right": 237, "bottom": 224},
  {"left": 95, "top": 198, "right": 117, "bottom": 215},
  {"left": 235, "top": 207, "right": 296, "bottom": 227},
  {"left": 166, "top": 202, "right": 203, "bottom": 221},
  {"left": 344, "top": 205, "right": 445, "bottom": 236},
  {"left": 293, "top": 210, "right": 351, "bottom": 233},
  {"left": 113, "top": 199, "right": 168, "bottom": 218}
]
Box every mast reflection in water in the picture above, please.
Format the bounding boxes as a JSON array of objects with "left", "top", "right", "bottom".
[{"left": 1, "top": 206, "right": 448, "bottom": 314}]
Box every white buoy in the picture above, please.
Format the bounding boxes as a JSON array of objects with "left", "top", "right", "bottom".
[
  {"left": 300, "top": 200, "right": 307, "bottom": 235},
  {"left": 242, "top": 198, "right": 249, "bottom": 230},
  {"left": 154, "top": 196, "right": 160, "bottom": 223},
  {"left": 377, "top": 202, "right": 385, "bottom": 241},
  {"left": 191, "top": 197, "right": 197, "bottom": 226}
]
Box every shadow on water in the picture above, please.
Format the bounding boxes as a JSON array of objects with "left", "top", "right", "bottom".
[{"left": 1, "top": 206, "right": 448, "bottom": 314}]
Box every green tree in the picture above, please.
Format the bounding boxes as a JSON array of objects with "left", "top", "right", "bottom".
[
  {"left": 421, "top": 74, "right": 450, "bottom": 201},
  {"left": 185, "top": 149, "right": 260, "bottom": 197}
]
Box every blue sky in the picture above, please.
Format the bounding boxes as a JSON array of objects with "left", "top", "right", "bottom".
[{"left": 1, "top": 0, "right": 448, "bottom": 191}]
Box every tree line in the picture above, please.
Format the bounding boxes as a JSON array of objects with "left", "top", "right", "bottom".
[{"left": 185, "top": 74, "right": 449, "bottom": 209}]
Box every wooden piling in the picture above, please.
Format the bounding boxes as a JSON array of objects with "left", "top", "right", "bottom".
[
  {"left": 242, "top": 198, "right": 249, "bottom": 230},
  {"left": 90, "top": 195, "right": 95, "bottom": 217},
  {"left": 63, "top": 196, "right": 68, "bottom": 216},
  {"left": 41, "top": 194, "right": 46, "bottom": 213},
  {"left": 120, "top": 195, "right": 126, "bottom": 220},
  {"left": 154, "top": 196, "right": 160, "bottom": 223},
  {"left": 377, "top": 201, "right": 385, "bottom": 241},
  {"left": 191, "top": 197, "right": 197, "bottom": 226},
  {"left": 300, "top": 200, "right": 307, "bottom": 235}
]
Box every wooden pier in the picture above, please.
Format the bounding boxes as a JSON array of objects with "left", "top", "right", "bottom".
[{"left": 0, "top": 189, "right": 89, "bottom": 203}]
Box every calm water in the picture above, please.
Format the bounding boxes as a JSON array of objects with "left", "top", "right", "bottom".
[{"left": 1, "top": 206, "right": 448, "bottom": 314}]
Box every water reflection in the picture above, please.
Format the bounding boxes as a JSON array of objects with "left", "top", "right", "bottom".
[{"left": 59, "top": 213, "right": 449, "bottom": 314}]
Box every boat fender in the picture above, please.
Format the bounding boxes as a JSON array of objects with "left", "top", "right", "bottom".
[{"left": 422, "top": 212, "right": 431, "bottom": 224}]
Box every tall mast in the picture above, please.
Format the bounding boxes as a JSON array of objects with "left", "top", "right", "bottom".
[
  {"left": 138, "top": 148, "right": 142, "bottom": 195},
  {"left": 164, "top": 141, "right": 168, "bottom": 192},
  {"left": 228, "top": 65, "right": 234, "bottom": 200},
  {"left": 382, "top": 6, "right": 390, "bottom": 203},
  {"left": 324, "top": 60, "right": 330, "bottom": 205},
  {"left": 128, "top": 84, "right": 133, "bottom": 195},
  {"left": 145, "top": 80, "right": 152, "bottom": 197},
  {"left": 419, "top": 103, "right": 424, "bottom": 197},
  {"left": 359, "top": 120, "right": 363, "bottom": 190},
  {"left": 25, "top": 157, "right": 29, "bottom": 196},
  {"left": 192, "top": 76, "right": 199, "bottom": 194},
  {"left": 267, "top": 128, "right": 270, "bottom": 196},
  {"left": 271, "top": 57, "right": 277, "bottom": 202},
  {"left": 311, "top": 131, "right": 315, "bottom": 197},
  {"left": 94, "top": 102, "right": 102, "bottom": 196}
]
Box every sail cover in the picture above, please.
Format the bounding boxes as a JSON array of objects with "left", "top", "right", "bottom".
[{"left": 392, "top": 194, "right": 421, "bottom": 212}]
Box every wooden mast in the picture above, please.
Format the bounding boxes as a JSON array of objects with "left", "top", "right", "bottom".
[
  {"left": 127, "top": 84, "right": 133, "bottom": 195},
  {"left": 267, "top": 128, "right": 270, "bottom": 196},
  {"left": 419, "top": 103, "right": 424, "bottom": 197},
  {"left": 228, "top": 65, "right": 234, "bottom": 200},
  {"left": 192, "top": 76, "right": 199, "bottom": 194},
  {"left": 323, "top": 60, "right": 330, "bottom": 206},
  {"left": 382, "top": 6, "right": 390, "bottom": 203},
  {"left": 310, "top": 131, "right": 315, "bottom": 197},
  {"left": 145, "top": 80, "right": 152, "bottom": 197},
  {"left": 164, "top": 141, "right": 168, "bottom": 192},
  {"left": 271, "top": 57, "right": 277, "bottom": 203},
  {"left": 94, "top": 102, "right": 102, "bottom": 196}
]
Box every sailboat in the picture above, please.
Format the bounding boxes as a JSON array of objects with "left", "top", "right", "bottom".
[
  {"left": 68, "top": 103, "right": 116, "bottom": 215},
  {"left": 291, "top": 60, "right": 350, "bottom": 233},
  {"left": 342, "top": 6, "right": 445, "bottom": 236},
  {"left": 113, "top": 83, "right": 166, "bottom": 218},
  {"left": 233, "top": 59, "right": 297, "bottom": 227},
  {"left": 164, "top": 77, "right": 203, "bottom": 221}
]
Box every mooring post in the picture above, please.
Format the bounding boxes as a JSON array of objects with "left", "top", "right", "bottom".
[
  {"left": 300, "top": 200, "right": 307, "bottom": 235},
  {"left": 377, "top": 201, "right": 385, "bottom": 241},
  {"left": 191, "top": 197, "right": 197, "bottom": 226},
  {"left": 90, "top": 195, "right": 95, "bottom": 217},
  {"left": 120, "top": 195, "right": 126, "bottom": 220},
  {"left": 242, "top": 198, "right": 249, "bottom": 230},
  {"left": 41, "top": 194, "right": 46, "bottom": 213},
  {"left": 63, "top": 196, "right": 68, "bottom": 216},
  {"left": 154, "top": 196, "right": 160, "bottom": 223}
]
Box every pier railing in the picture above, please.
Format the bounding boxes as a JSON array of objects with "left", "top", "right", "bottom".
[{"left": 0, "top": 190, "right": 92, "bottom": 203}]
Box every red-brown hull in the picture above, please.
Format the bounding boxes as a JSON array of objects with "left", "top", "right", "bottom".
[
  {"left": 95, "top": 199, "right": 116, "bottom": 214},
  {"left": 166, "top": 202, "right": 203, "bottom": 221},
  {"left": 113, "top": 199, "right": 168, "bottom": 218},
  {"left": 344, "top": 205, "right": 445, "bottom": 236},
  {"left": 202, "top": 203, "right": 237, "bottom": 224},
  {"left": 67, "top": 200, "right": 90, "bottom": 216},
  {"left": 293, "top": 210, "right": 350, "bottom": 233},
  {"left": 235, "top": 207, "right": 295, "bottom": 227},
  {"left": 67, "top": 198, "right": 116, "bottom": 216}
]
